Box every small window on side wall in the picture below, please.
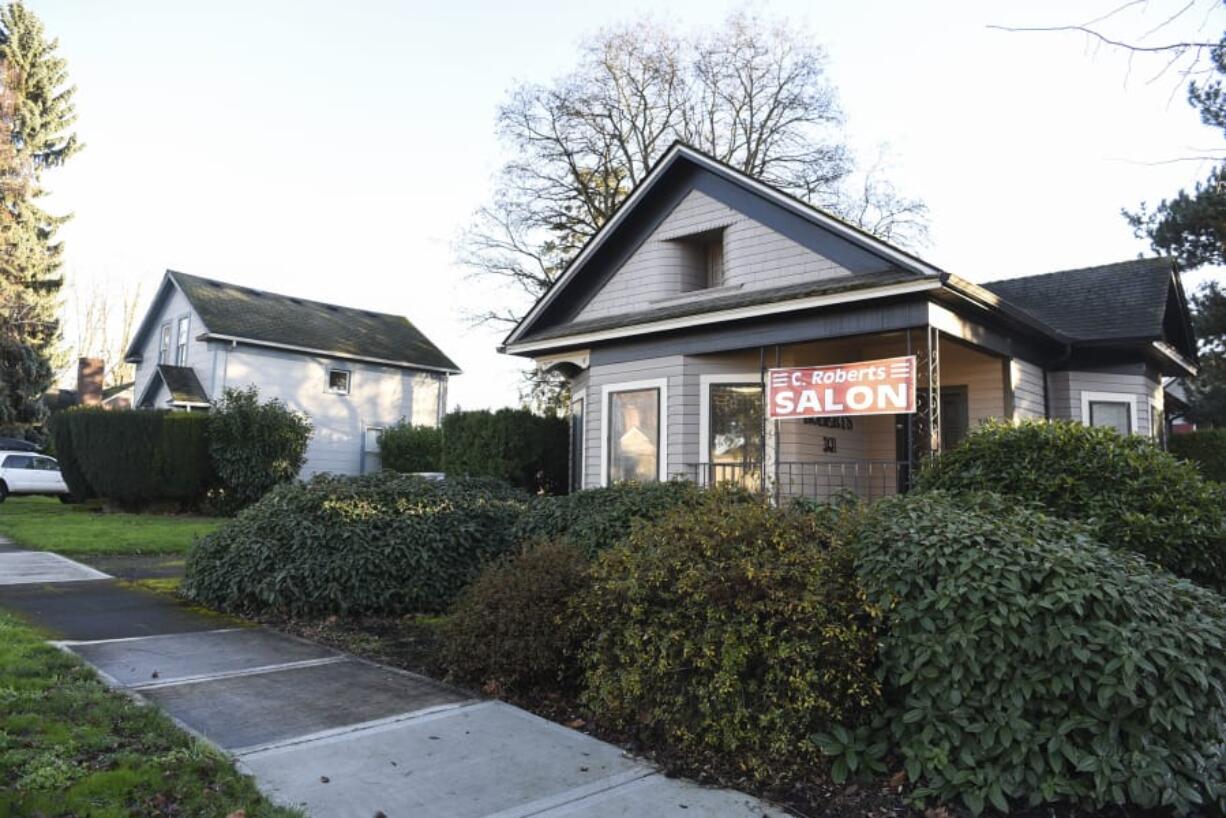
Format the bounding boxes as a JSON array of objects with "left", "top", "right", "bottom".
[
  {"left": 1088, "top": 400, "right": 1131, "bottom": 436},
  {"left": 327, "top": 368, "right": 351, "bottom": 395}
]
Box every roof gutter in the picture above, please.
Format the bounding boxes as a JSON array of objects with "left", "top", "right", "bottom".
[
  {"left": 501, "top": 278, "right": 943, "bottom": 356},
  {"left": 198, "top": 333, "right": 462, "bottom": 375}
]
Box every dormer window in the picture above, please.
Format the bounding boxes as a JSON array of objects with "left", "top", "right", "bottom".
[{"left": 673, "top": 227, "right": 727, "bottom": 292}]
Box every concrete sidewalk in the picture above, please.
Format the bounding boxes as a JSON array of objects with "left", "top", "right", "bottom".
[{"left": 0, "top": 543, "right": 787, "bottom": 818}]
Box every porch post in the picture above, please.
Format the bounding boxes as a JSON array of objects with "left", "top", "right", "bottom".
[{"left": 910, "top": 325, "right": 942, "bottom": 478}]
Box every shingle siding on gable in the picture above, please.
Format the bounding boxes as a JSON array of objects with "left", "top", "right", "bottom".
[{"left": 576, "top": 189, "right": 854, "bottom": 322}]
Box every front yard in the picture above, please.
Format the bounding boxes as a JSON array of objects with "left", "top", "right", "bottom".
[
  {"left": 0, "top": 497, "right": 223, "bottom": 556},
  {"left": 0, "top": 611, "right": 298, "bottom": 817}
]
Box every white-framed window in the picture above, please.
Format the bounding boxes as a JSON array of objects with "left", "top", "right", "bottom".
[
  {"left": 175, "top": 315, "right": 190, "bottom": 366},
  {"left": 327, "top": 368, "right": 351, "bottom": 395},
  {"left": 1081, "top": 391, "right": 1138, "bottom": 436},
  {"left": 158, "top": 323, "right": 172, "bottom": 364},
  {"left": 570, "top": 396, "right": 585, "bottom": 492},
  {"left": 699, "top": 373, "right": 764, "bottom": 487},
  {"left": 601, "top": 378, "right": 667, "bottom": 486}
]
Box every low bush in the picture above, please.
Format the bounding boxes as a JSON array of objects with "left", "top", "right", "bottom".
[
  {"left": 1170, "top": 428, "right": 1226, "bottom": 483},
  {"left": 855, "top": 491, "right": 1226, "bottom": 815},
  {"left": 917, "top": 420, "right": 1226, "bottom": 589},
  {"left": 378, "top": 421, "right": 443, "bottom": 473},
  {"left": 575, "top": 489, "right": 880, "bottom": 783},
  {"left": 207, "top": 387, "right": 312, "bottom": 511},
  {"left": 512, "top": 480, "right": 712, "bottom": 557},
  {"left": 182, "top": 472, "right": 527, "bottom": 616},
  {"left": 47, "top": 408, "right": 213, "bottom": 508},
  {"left": 442, "top": 538, "right": 590, "bottom": 695},
  {"left": 443, "top": 408, "right": 567, "bottom": 494}
]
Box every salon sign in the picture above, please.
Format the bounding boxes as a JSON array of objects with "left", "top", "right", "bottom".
[{"left": 767, "top": 356, "right": 916, "bottom": 419}]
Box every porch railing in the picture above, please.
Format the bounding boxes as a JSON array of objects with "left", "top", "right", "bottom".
[{"left": 676, "top": 460, "right": 910, "bottom": 503}]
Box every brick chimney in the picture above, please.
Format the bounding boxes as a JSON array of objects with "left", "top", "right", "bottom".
[{"left": 77, "top": 357, "right": 104, "bottom": 406}]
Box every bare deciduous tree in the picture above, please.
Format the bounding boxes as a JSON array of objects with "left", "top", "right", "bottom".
[
  {"left": 62, "top": 274, "right": 141, "bottom": 387},
  {"left": 460, "top": 11, "right": 929, "bottom": 338}
]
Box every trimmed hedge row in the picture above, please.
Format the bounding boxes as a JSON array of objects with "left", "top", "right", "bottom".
[
  {"left": 917, "top": 420, "right": 1226, "bottom": 590},
  {"left": 378, "top": 421, "right": 443, "bottom": 473},
  {"left": 443, "top": 408, "right": 567, "bottom": 494},
  {"left": 182, "top": 472, "right": 528, "bottom": 616},
  {"left": 48, "top": 408, "right": 213, "bottom": 507},
  {"left": 1170, "top": 428, "right": 1226, "bottom": 483}
]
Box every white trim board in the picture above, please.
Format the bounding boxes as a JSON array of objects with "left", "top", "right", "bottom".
[
  {"left": 600, "top": 378, "right": 669, "bottom": 487},
  {"left": 698, "top": 373, "right": 764, "bottom": 465},
  {"left": 1080, "top": 390, "right": 1140, "bottom": 435}
]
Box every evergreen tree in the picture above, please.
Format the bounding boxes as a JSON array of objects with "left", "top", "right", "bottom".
[
  {"left": 1186, "top": 282, "right": 1226, "bottom": 426},
  {"left": 0, "top": 2, "right": 79, "bottom": 435}
]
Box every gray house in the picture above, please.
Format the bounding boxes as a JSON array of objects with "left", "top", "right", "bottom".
[
  {"left": 500, "top": 143, "right": 1198, "bottom": 500},
  {"left": 125, "top": 271, "right": 460, "bottom": 477}
]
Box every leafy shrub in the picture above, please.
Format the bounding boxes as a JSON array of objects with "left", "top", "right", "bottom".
[
  {"left": 442, "top": 538, "right": 590, "bottom": 695},
  {"left": 46, "top": 408, "right": 213, "bottom": 508},
  {"left": 1170, "top": 429, "right": 1226, "bottom": 483},
  {"left": 182, "top": 472, "right": 528, "bottom": 616},
  {"left": 512, "top": 480, "right": 711, "bottom": 557},
  {"left": 917, "top": 420, "right": 1226, "bottom": 589},
  {"left": 378, "top": 421, "right": 443, "bottom": 473},
  {"left": 574, "top": 489, "right": 880, "bottom": 783},
  {"left": 207, "top": 387, "right": 312, "bottom": 510},
  {"left": 443, "top": 408, "right": 567, "bottom": 494},
  {"left": 855, "top": 491, "right": 1226, "bottom": 815}
]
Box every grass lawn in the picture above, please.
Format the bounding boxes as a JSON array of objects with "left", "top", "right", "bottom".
[
  {"left": 0, "top": 611, "right": 299, "bottom": 818},
  {"left": 0, "top": 497, "right": 223, "bottom": 555}
]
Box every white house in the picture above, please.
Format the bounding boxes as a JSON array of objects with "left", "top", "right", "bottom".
[{"left": 124, "top": 271, "right": 460, "bottom": 477}]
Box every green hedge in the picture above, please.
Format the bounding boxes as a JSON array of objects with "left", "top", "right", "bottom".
[
  {"left": 378, "top": 421, "right": 443, "bottom": 473},
  {"left": 207, "top": 387, "right": 312, "bottom": 511},
  {"left": 1170, "top": 429, "right": 1226, "bottom": 483},
  {"left": 917, "top": 420, "right": 1226, "bottom": 590},
  {"left": 442, "top": 408, "right": 567, "bottom": 494},
  {"left": 443, "top": 538, "right": 591, "bottom": 696},
  {"left": 855, "top": 492, "right": 1226, "bottom": 815},
  {"left": 511, "top": 481, "right": 711, "bottom": 557},
  {"left": 47, "top": 408, "right": 213, "bottom": 507},
  {"left": 182, "top": 472, "right": 528, "bottom": 616},
  {"left": 575, "top": 489, "right": 880, "bottom": 784}
]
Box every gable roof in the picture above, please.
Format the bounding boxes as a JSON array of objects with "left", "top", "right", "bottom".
[
  {"left": 983, "top": 258, "right": 1177, "bottom": 344},
  {"left": 503, "top": 141, "right": 946, "bottom": 350},
  {"left": 137, "top": 365, "right": 210, "bottom": 408},
  {"left": 127, "top": 271, "right": 460, "bottom": 373}
]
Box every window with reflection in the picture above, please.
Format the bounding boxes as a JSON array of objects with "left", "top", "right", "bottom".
[
  {"left": 709, "top": 383, "right": 763, "bottom": 488},
  {"left": 1089, "top": 400, "right": 1131, "bottom": 436},
  {"left": 608, "top": 388, "right": 659, "bottom": 483}
]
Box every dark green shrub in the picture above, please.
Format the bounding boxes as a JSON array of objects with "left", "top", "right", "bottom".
[
  {"left": 47, "top": 408, "right": 213, "bottom": 507},
  {"left": 442, "top": 538, "right": 590, "bottom": 695},
  {"left": 512, "top": 480, "right": 712, "bottom": 557},
  {"left": 855, "top": 491, "right": 1226, "bottom": 815},
  {"left": 442, "top": 408, "right": 567, "bottom": 494},
  {"left": 917, "top": 420, "right": 1226, "bottom": 589},
  {"left": 45, "top": 411, "right": 94, "bottom": 500},
  {"left": 378, "top": 421, "right": 443, "bottom": 473},
  {"left": 574, "top": 489, "right": 880, "bottom": 783},
  {"left": 1170, "top": 429, "right": 1226, "bottom": 483},
  {"left": 207, "top": 387, "right": 312, "bottom": 510},
  {"left": 182, "top": 472, "right": 528, "bottom": 616}
]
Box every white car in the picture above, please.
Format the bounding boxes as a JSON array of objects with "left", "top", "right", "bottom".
[{"left": 0, "top": 451, "right": 71, "bottom": 502}]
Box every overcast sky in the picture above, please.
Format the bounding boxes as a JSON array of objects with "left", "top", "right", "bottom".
[{"left": 36, "top": 0, "right": 1226, "bottom": 408}]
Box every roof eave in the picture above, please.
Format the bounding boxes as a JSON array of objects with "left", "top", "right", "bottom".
[{"left": 201, "top": 333, "right": 462, "bottom": 375}]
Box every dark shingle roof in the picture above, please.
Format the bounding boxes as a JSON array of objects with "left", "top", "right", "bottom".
[
  {"left": 157, "top": 365, "right": 210, "bottom": 404},
  {"left": 168, "top": 271, "right": 460, "bottom": 372},
  {"left": 983, "top": 257, "right": 1175, "bottom": 342},
  {"left": 518, "top": 270, "right": 923, "bottom": 343}
]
